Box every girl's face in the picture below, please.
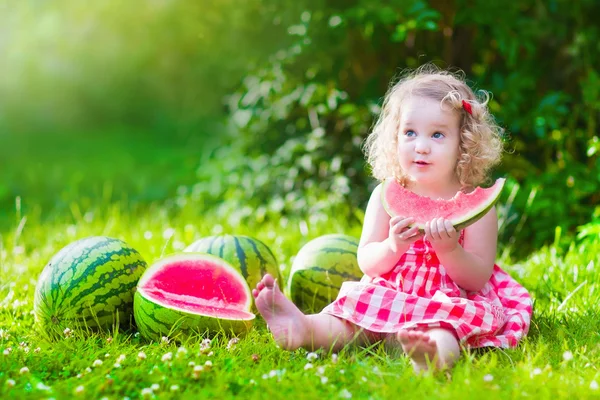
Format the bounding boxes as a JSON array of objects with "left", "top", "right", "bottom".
[{"left": 397, "top": 96, "right": 461, "bottom": 190}]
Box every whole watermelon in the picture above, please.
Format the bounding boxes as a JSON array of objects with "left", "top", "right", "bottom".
[
  {"left": 34, "top": 236, "right": 147, "bottom": 340},
  {"left": 185, "top": 235, "right": 282, "bottom": 296},
  {"left": 287, "top": 234, "right": 363, "bottom": 314}
]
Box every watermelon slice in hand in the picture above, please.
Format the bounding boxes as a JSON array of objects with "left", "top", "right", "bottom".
[
  {"left": 381, "top": 178, "right": 506, "bottom": 232},
  {"left": 134, "top": 253, "right": 255, "bottom": 342}
]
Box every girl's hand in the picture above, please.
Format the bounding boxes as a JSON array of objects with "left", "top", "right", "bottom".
[
  {"left": 424, "top": 217, "right": 459, "bottom": 254},
  {"left": 388, "top": 216, "right": 422, "bottom": 253}
]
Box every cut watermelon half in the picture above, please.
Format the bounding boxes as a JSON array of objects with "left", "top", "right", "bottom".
[
  {"left": 134, "top": 253, "right": 255, "bottom": 341},
  {"left": 381, "top": 177, "right": 506, "bottom": 231}
]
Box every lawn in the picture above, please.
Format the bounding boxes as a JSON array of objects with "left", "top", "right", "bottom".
[{"left": 1, "top": 130, "right": 599, "bottom": 399}]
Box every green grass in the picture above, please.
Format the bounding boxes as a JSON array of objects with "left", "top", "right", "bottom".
[{"left": 1, "top": 130, "right": 600, "bottom": 399}]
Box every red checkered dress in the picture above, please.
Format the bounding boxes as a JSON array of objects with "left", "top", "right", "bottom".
[{"left": 322, "top": 232, "right": 532, "bottom": 348}]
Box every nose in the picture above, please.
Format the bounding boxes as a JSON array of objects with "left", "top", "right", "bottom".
[{"left": 414, "top": 137, "right": 430, "bottom": 154}]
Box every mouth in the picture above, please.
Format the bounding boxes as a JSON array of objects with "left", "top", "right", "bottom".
[{"left": 414, "top": 160, "right": 430, "bottom": 165}]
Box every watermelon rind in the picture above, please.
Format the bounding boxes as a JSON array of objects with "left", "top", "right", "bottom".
[
  {"left": 134, "top": 253, "right": 255, "bottom": 342},
  {"left": 184, "top": 234, "right": 282, "bottom": 306},
  {"left": 287, "top": 234, "right": 363, "bottom": 314},
  {"left": 381, "top": 177, "right": 506, "bottom": 232},
  {"left": 33, "top": 236, "right": 147, "bottom": 341}
]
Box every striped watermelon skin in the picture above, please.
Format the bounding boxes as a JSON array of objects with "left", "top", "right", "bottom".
[
  {"left": 287, "top": 234, "right": 363, "bottom": 314},
  {"left": 34, "top": 236, "right": 147, "bottom": 340},
  {"left": 185, "top": 235, "right": 282, "bottom": 295},
  {"left": 134, "top": 291, "right": 254, "bottom": 342}
]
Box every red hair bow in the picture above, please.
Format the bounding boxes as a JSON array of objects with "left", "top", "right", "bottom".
[{"left": 462, "top": 100, "right": 473, "bottom": 115}]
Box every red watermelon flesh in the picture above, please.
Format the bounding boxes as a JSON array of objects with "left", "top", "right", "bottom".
[
  {"left": 382, "top": 178, "right": 506, "bottom": 231},
  {"left": 138, "top": 254, "right": 254, "bottom": 320}
]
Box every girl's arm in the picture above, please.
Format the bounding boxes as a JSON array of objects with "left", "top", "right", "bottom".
[
  {"left": 357, "top": 183, "right": 422, "bottom": 278},
  {"left": 431, "top": 206, "right": 498, "bottom": 292}
]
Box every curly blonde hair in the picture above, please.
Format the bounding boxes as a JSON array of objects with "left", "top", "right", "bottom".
[{"left": 363, "top": 65, "right": 504, "bottom": 188}]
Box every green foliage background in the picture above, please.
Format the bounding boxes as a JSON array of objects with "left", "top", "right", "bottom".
[{"left": 1, "top": 0, "right": 599, "bottom": 257}]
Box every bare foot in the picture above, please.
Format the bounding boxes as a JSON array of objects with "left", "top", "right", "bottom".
[
  {"left": 397, "top": 328, "right": 461, "bottom": 373},
  {"left": 397, "top": 329, "right": 439, "bottom": 372},
  {"left": 253, "top": 274, "right": 310, "bottom": 350}
]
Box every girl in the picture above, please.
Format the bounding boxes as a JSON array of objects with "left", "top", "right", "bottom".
[{"left": 252, "top": 66, "right": 533, "bottom": 373}]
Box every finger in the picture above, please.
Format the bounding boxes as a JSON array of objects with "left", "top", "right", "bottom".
[
  {"left": 437, "top": 218, "right": 448, "bottom": 238},
  {"left": 403, "top": 225, "right": 420, "bottom": 238},
  {"left": 389, "top": 215, "right": 405, "bottom": 226},
  {"left": 444, "top": 219, "right": 455, "bottom": 237},
  {"left": 427, "top": 219, "right": 438, "bottom": 240},
  {"left": 391, "top": 218, "right": 415, "bottom": 234},
  {"left": 424, "top": 221, "right": 431, "bottom": 241}
]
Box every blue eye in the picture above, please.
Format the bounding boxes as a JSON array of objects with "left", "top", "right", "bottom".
[
  {"left": 433, "top": 132, "right": 445, "bottom": 139},
  {"left": 405, "top": 130, "right": 416, "bottom": 137}
]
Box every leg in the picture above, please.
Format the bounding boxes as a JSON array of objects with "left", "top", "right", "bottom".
[
  {"left": 253, "top": 274, "right": 363, "bottom": 351},
  {"left": 396, "top": 328, "right": 460, "bottom": 372}
]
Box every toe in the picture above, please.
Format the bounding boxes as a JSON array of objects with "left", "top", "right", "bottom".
[{"left": 262, "top": 273, "right": 275, "bottom": 288}]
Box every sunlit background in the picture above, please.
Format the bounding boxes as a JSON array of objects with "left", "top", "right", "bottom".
[{"left": 1, "top": 0, "right": 599, "bottom": 258}]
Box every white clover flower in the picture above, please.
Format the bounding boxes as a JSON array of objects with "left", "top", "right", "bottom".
[
  {"left": 163, "top": 228, "right": 175, "bottom": 239},
  {"left": 19, "top": 367, "right": 29, "bottom": 375},
  {"left": 321, "top": 376, "right": 329, "bottom": 384},
  {"left": 161, "top": 352, "right": 172, "bottom": 362},
  {"left": 36, "top": 382, "right": 52, "bottom": 391},
  {"left": 141, "top": 387, "right": 153, "bottom": 398},
  {"left": 317, "top": 366, "right": 326, "bottom": 375},
  {"left": 177, "top": 347, "right": 188, "bottom": 358},
  {"left": 74, "top": 385, "right": 85, "bottom": 394},
  {"left": 6, "top": 379, "right": 15, "bottom": 387},
  {"left": 34, "top": 347, "right": 41, "bottom": 353},
  {"left": 92, "top": 359, "right": 103, "bottom": 367},
  {"left": 204, "top": 360, "right": 213, "bottom": 368},
  {"left": 104, "top": 353, "right": 110, "bottom": 358},
  {"left": 138, "top": 351, "right": 147, "bottom": 360},
  {"left": 563, "top": 351, "right": 573, "bottom": 361},
  {"left": 207, "top": 351, "right": 214, "bottom": 357},
  {"left": 113, "top": 363, "right": 121, "bottom": 369},
  {"left": 144, "top": 231, "right": 153, "bottom": 240},
  {"left": 193, "top": 365, "right": 204, "bottom": 373},
  {"left": 3, "top": 347, "right": 12, "bottom": 355},
  {"left": 304, "top": 363, "right": 314, "bottom": 370},
  {"left": 170, "top": 385, "right": 180, "bottom": 392},
  {"left": 76, "top": 374, "right": 82, "bottom": 379},
  {"left": 151, "top": 383, "right": 160, "bottom": 391},
  {"left": 262, "top": 374, "right": 268, "bottom": 379},
  {"left": 591, "top": 381, "right": 599, "bottom": 390},
  {"left": 269, "top": 370, "right": 278, "bottom": 378},
  {"left": 0, "top": 329, "right": 10, "bottom": 340},
  {"left": 531, "top": 368, "right": 542, "bottom": 376},
  {"left": 331, "top": 353, "right": 338, "bottom": 364},
  {"left": 483, "top": 374, "right": 494, "bottom": 382},
  {"left": 339, "top": 388, "right": 352, "bottom": 398},
  {"left": 306, "top": 352, "right": 318, "bottom": 361},
  {"left": 106, "top": 337, "right": 113, "bottom": 343},
  {"left": 85, "top": 367, "right": 92, "bottom": 373},
  {"left": 227, "top": 337, "right": 239, "bottom": 350},
  {"left": 117, "top": 354, "right": 126, "bottom": 363},
  {"left": 188, "top": 361, "right": 196, "bottom": 367},
  {"left": 161, "top": 336, "right": 170, "bottom": 344}
]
